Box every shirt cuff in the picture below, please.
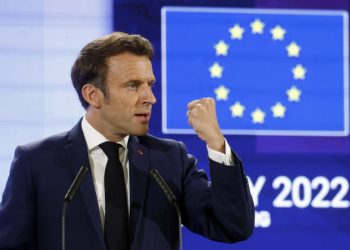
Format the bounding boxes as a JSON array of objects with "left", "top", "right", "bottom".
[{"left": 207, "top": 138, "right": 234, "bottom": 166}]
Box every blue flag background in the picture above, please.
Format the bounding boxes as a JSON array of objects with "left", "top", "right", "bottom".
[
  {"left": 1, "top": 2, "right": 350, "bottom": 250},
  {"left": 162, "top": 7, "right": 349, "bottom": 136}
]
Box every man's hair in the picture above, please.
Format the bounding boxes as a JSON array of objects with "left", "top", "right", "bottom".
[{"left": 71, "top": 32, "right": 154, "bottom": 109}]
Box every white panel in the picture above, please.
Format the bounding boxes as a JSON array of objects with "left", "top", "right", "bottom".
[
  {"left": 0, "top": 0, "right": 112, "bottom": 195},
  {"left": 0, "top": 53, "right": 44, "bottom": 85}
]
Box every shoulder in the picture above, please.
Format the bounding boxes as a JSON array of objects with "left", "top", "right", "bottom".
[
  {"left": 18, "top": 120, "right": 82, "bottom": 154},
  {"left": 18, "top": 131, "right": 70, "bottom": 154},
  {"left": 136, "top": 134, "right": 187, "bottom": 152}
]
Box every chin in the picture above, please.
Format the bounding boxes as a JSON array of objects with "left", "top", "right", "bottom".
[{"left": 131, "top": 128, "right": 149, "bottom": 136}]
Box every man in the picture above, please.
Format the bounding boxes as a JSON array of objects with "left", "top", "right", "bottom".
[{"left": 0, "top": 32, "right": 254, "bottom": 250}]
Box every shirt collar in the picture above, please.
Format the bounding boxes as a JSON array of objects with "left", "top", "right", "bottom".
[{"left": 81, "top": 115, "right": 129, "bottom": 151}]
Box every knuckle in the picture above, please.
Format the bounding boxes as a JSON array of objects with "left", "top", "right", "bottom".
[{"left": 206, "top": 97, "right": 214, "bottom": 105}]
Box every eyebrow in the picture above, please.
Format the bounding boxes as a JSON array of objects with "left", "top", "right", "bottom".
[{"left": 124, "top": 78, "right": 156, "bottom": 85}]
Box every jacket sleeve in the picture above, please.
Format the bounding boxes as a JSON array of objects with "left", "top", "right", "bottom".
[
  {"left": 0, "top": 146, "right": 37, "bottom": 249},
  {"left": 179, "top": 141, "right": 255, "bottom": 243}
]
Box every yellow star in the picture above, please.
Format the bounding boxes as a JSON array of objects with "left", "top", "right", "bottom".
[
  {"left": 292, "top": 64, "right": 307, "bottom": 80},
  {"left": 209, "top": 62, "right": 223, "bottom": 78},
  {"left": 229, "top": 24, "right": 245, "bottom": 40},
  {"left": 251, "top": 108, "right": 266, "bottom": 124},
  {"left": 214, "top": 40, "right": 229, "bottom": 56},
  {"left": 230, "top": 102, "right": 245, "bottom": 117},
  {"left": 250, "top": 19, "right": 265, "bottom": 34},
  {"left": 286, "top": 42, "right": 301, "bottom": 57},
  {"left": 286, "top": 86, "right": 302, "bottom": 102},
  {"left": 270, "top": 25, "right": 286, "bottom": 41},
  {"left": 214, "top": 85, "right": 230, "bottom": 101},
  {"left": 271, "top": 102, "right": 287, "bottom": 118}
]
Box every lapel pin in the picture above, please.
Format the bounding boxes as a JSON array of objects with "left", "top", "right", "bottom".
[{"left": 137, "top": 149, "right": 143, "bottom": 155}]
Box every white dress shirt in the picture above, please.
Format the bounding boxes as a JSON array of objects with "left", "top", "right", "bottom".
[
  {"left": 81, "top": 117, "right": 130, "bottom": 229},
  {"left": 81, "top": 116, "right": 233, "bottom": 228}
]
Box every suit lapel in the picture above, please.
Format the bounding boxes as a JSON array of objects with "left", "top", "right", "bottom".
[
  {"left": 64, "top": 121, "right": 106, "bottom": 250},
  {"left": 128, "top": 136, "right": 150, "bottom": 245},
  {"left": 64, "top": 124, "right": 150, "bottom": 248}
]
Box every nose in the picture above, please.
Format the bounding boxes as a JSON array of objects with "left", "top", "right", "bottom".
[{"left": 141, "top": 84, "right": 157, "bottom": 105}]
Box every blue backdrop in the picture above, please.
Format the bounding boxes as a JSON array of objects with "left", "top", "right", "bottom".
[
  {"left": 114, "top": 0, "right": 350, "bottom": 249},
  {"left": 0, "top": 1, "right": 349, "bottom": 250}
]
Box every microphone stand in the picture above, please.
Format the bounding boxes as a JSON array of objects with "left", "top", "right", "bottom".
[
  {"left": 62, "top": 166, "right": 88, "bottom": 250},
  {"left": 150, "top": 169, "right": 183, "bottom": 250},
  {"left": 172, "top": 202, "right": 183, "bottom": 250}
]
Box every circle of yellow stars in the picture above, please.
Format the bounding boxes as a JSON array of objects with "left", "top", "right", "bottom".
[{"left": 208, "top": 18, "right": 307, "bottom": 124}]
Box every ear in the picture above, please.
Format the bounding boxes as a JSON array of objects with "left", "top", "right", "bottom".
[{"left": 81, "top": 84, "right": 103, "bottom": 108}]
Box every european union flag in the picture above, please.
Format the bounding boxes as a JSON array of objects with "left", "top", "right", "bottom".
[{"left": 161, "top": 7, "right": 349, "bottom": 136}]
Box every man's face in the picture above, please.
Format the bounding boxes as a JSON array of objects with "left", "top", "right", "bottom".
[{"left": 96, "top": 52, "right": 156, "bottom": 140}]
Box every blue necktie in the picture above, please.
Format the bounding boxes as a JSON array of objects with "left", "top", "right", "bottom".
[{"left": 99, "top": 142, "right": 129, "bottom": 250}]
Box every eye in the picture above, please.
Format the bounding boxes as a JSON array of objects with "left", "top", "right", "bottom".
[
  {"left": 149, "top": 81, "right": 156, "bottom": 88},
  {"left": 127, "top": 82, "right": 140, "bottom": 90}
]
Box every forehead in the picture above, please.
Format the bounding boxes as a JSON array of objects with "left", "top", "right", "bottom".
[
  {"left": 105, "top": 53, "right": 155, "bottom": 88},
  {"left": 106, "top": 53, "right": 154, "bottom": 77}
]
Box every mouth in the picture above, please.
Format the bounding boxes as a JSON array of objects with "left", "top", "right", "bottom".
[{"left": 135, "top": 112, "right": 151, "bottom": 122}]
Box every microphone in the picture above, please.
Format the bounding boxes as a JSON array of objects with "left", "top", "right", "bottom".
[
  {"left": 62, "top": 166, "right": 88, "bottom": 250},
  {"left": 150, "top": 169, "right": 183, "bottom": 250}
]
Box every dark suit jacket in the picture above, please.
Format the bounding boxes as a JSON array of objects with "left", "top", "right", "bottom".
[{"left": 0, "top": 120, "right": 254, "bottom": 250}]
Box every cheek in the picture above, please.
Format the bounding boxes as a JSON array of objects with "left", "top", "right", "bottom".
[
  {"left": 104, "top": 90, "right": 139, "bottom": 112},
  {"left": 110, "top": 98, "right": 136, "bottom": 116}
]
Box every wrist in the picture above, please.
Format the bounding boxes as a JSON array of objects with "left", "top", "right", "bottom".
[{"left": 206, "top": 135, "right": 225, "bottom": 153}]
